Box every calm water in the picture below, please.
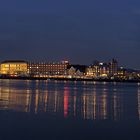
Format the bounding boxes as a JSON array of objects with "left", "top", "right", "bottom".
[{"left": 0, "top": 79, "right": 140, "bottom": 140}]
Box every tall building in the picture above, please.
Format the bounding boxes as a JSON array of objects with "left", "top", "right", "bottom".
[
  {"left": 0, "top": 60, "right": 28, "bottom": 76},
  {"left": 28, "top": 61, "right": 69, "bottom": 77},
  {"left": 109, "top": 59, "right": 118, "bottom": 77}
]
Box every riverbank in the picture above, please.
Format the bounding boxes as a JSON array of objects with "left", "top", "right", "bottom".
[{"left": 0, "top": 76, "right": 140, "bottom": 83}]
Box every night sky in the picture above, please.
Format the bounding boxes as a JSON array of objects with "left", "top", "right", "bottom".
[{"left": 0, "top": 0, "right": 140, "bottom": 68}]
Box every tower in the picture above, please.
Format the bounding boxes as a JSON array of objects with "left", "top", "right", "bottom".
[{"left": 109, "top": 59, "right": 118, "bottom": 77}]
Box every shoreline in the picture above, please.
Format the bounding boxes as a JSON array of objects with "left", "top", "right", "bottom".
[{"left": 0, "top": 77, "right": 139, "bottom": 83}]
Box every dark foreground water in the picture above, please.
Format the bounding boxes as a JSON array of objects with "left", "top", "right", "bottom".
[{"left": 0, "top": 79, "right": 140, "bottom": 140}]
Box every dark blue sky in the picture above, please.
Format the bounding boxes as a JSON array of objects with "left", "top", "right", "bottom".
[{"left": 0, "top": 0, "right": 140, "bottom": 68}]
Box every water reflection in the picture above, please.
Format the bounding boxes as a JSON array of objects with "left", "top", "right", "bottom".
[
  {"left": 0, "top": 79, "right": 139, "bottom": 121},
  {"left": 138, "top": 84, "right": 140, "bottom": 120}
]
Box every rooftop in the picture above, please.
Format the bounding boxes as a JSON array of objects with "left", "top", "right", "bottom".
[{"left": 1, "top": 60, "right": 27, "bottom": 64}]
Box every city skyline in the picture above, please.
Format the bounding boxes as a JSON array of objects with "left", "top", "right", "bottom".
[
  {"left": 0, "top": 0, "right": 140, "bottom": 68},
  {"left": 0, "top": 58, "right": 139, "bottom": 70},
  {"left": 0, "top": 59, "right": 140, "bottom": 82}
]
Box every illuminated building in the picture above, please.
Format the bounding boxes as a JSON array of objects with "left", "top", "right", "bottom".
[
  {"left": 86, "top": 61, "right": 100, "bottom": 78},
  {"left": 98, "top": 63, "right": 109, "bottom": 78},
  {"left": 109, "top": 59, "right": 118, "bottom": 77},
  {"left": 0, "top": 60, "right": 28, "bottom": 76},
  {"left": 67, "top": 65, "right": 87, "bottom": 78},
  {"left": 86, "top": 61, "right": 109, "bottom": 78},
  {"left": 117, "top": 67, "right": 127, "bottom": 79},
  {"left": 28, "top": 61, "right": 69, "bottom": 77},
  {"left": 86, "top": 67, "right": 94, "bottom": 77}
]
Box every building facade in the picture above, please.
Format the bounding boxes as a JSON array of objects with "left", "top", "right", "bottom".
[
  {"left": 28, "top": 61, "right": 69, "bottom": 77},
  {"left": 67, "top": 65, "right": 87, "bottom": 78},
  {"left": 109, "top": 59, "right": 118, "bottom": 77},
  {"left": 86, "top": 62, "right": 109, "bottom": 78},
  {"left": 0, "top": 60, "right": 28, "bottom": 76}
]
